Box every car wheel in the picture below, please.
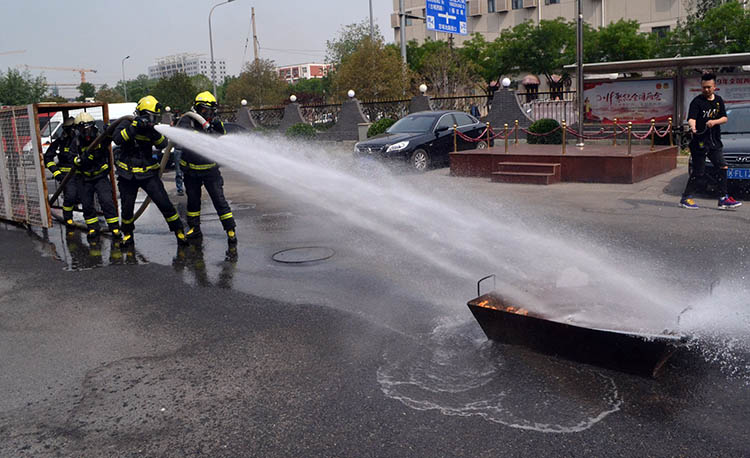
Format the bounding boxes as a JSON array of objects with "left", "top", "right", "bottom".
[
  {"left": 475, "top": 140, "right": 488, "bottom": 149},
  {"left": 410, "top": 149, "right": 430, "bottom": 172}
]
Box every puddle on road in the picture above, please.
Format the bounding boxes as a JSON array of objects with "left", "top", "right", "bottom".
[{"left": 377, "top": 319, "right": 622, "bottom": 433}]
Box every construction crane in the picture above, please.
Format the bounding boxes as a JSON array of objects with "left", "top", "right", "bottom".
[
  {"left": 0, "top": 50, "right": 26, "bottom": 56},
  {"left": 19, "top": 65, "right": 97, "bottom": 83}
]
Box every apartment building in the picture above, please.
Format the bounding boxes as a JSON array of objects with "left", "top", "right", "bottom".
[
  {"left": 148, "top": 53, "right": 228, "bottom": 83},
  {"left": 277, "top": 63, "right": 332, "bottom": 84},
  {"left": 392, "top": 0, "right": 693, "bottom": 46}
]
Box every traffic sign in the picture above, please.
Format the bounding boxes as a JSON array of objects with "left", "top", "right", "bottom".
[{"left": 425, "top": 0, "right": 467, "bottom": 35}]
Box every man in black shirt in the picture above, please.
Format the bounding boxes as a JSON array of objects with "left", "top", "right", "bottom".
[{"left": 680, "top": 73, "right": 741, "bottom": 210}]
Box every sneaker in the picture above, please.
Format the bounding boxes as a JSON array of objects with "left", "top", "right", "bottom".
[
  {"left": 718, "top": 195, "right": 742, "bottom": 210},
  {"left": 679, "top": 197, "right": 699, "bottom": 209},
  {"left": 176, "top": 231, "right": 189, "bottom": 246},
  {"left": 227, "top": 229, "right": 237, "bottom": 245},
  {"left": 186, "top": 226, "right": 203, "bottom": 240}
]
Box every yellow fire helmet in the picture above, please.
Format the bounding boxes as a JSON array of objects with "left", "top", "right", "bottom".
[
  {"left": 136, "top": 95, "right": 162, "bottom": 114},
  {"left": 194, "top": 91, "right": 217, "bottom": 107},
  {"left": 74, "top": 112, "right": 95, "bottom": 125}
]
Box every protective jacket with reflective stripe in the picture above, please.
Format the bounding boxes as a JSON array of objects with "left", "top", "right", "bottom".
[
  {"left": 112, "top": 118, "right": 168, "bottom": 180},
  {"left": 175, "top": 113, "right": 225, "bottom": 175},
  {"left": 71, "top": 134, "right": 110, "bottom": 181},
  {"left": 43, "top": 134, "right": 76, "bottom": 177}
]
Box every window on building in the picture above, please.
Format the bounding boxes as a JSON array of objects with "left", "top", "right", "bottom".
[
  {"left": 512, "top": 0, "right": 522, "bottom": 9},
  {"left": 488, "top": 0, "right": 496, "bottom": 12},
  {"left": 406, "top": 16, "right": 413, "bottom": 26},
  {"left": 545, "top": 0, "right": 560, "bottom": 4},
  {"left": 652, "top": 25, "right": 670, "bottom": 38}
]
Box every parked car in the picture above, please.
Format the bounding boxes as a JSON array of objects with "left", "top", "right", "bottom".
[
  {"left": 689, "top": 103, "right": 750, "bottom": 193},
  {"left": 353, "top": 110, "right": 492, "bottom": 171}
]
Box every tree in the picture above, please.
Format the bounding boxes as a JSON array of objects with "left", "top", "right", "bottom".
[
  {"left": 587, "top": 19, "right": 655, "bottom": 63},
  {"left": 151, "top": 72, "right": 197, "bottom": 113},
  {"left": 0, "top": 68, "right": 47, "bottom": 105},
  {"left": 190, "top": 74, "right": 213, "bottom": 94},
  {"left": 114, "top": 74, "right": 156, "bottom": 103},
  {"left": 225, "top": 58, "right": 287, "bottom": 108},
  {"left": 76, "top": 82, "right": 96, "bottom": 102},
  {"left": 95, "top": 84, "right": 125, "bottom": 103},
  {"left": 325, "top": 19, "right": 383, "bottom": 66},
  {"left": 411, "top": 40, "right": 483, "bottom": 96},
  {"left": 288, "top": 77, "right": 328, "bottom": 104},
  {"left": 330, "top": 37, "right": 410, "bottom": 101},
  {"left": 666, "top": 1, "right": 750, "bottom": 57}
]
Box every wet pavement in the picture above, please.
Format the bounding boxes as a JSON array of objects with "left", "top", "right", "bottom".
[{"left": 1, "top": 163, "right": 749, "bottom": 457}]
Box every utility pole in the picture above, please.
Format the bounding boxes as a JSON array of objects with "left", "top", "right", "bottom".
[
  {"left": 576, "top": 0, "right": 585, "bottom": 148},
  {"left": 399, "top": 0, "right": 407, "bottom": 64},
  {"left": 369, "top": 0, "right": 374, "bottom": 40},
  {"left": 252, "top": 7, "right": 259, "bottom": 63}
]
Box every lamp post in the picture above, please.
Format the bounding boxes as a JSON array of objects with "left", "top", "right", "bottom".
[
  {"left": 209, "top": 0, "right": 235, "bottom": 97},
  {"left": 369, "top": 0, "right": 374, "bottom": 39},
  {"left": 576, "top": 0, "right": 585, "bottom": 147},
  {"left": 121, "top": 55, "right": 130, "bottom": 102}
]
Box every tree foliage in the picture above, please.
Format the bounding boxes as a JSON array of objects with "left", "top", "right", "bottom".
[
  {"left": 587, "top": 19, "right": 656, "bottom": 63},
  {"left": 114, "top": 74, "right": 156, "bottom": 103},
  {"left": 0, "top": 68, "right": 47, "bottom": 105},
  {"left": 152, "top": 72, "right": 197, "bottom": 113},
  {"left": 330, "top": 37, "right": 410, "bottom": 101},
  {"left": 409, "top": 40, "right": 483, "bottom": 96},
  {"left": 665, "top": 1, "right": 750, "bottom": 57},
  {"left": 288, "top": 77, "right": 329, "bottom": 105},
  {"left": 225, "top": 58, "right": 287, "bottom": 108},
  {"left": 76, "top": 82, "right": 96, "bottom": 102},
  {"left": 95, "top": 84, "right": 125, "bottom": 103},
  {"left": 325, "top": 19, "right": 383, "bottom": 66}
]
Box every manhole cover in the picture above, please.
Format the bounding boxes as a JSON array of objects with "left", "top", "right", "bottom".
[{"left": 272, "top": 247, "right": 335, "bottom": 264}]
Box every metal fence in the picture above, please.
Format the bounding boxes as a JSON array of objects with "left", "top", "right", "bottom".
[{"left": 0, "top": 105, "right": 50, "bottom": 227}]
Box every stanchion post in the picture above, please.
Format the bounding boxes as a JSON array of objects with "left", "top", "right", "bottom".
[
  {"left": 514, "top": 120, "right": 519, "bottom": 145},
  {"left": 613, "top": 118, "right": 618, "bottom": 146},
  {"left": 627, "top": 121, "right": 632, "bottom": 156},
  {"left": 453, "top": 124, "right": 457, "bottom": 153},
  {"left": 486, "top": 122, "right": 491, "bottom": 148},
  {"left": 504, "top": 123, "right": 508, "bottom": 153},
  {"left": 650, "top": 118, "right": 656, "bottom": 152},
  {"left": 668, "top": 117, "right": 674, "bottom": 146},
  {"left": 561, "top": 119, "right": 567, "bottom": 155}
]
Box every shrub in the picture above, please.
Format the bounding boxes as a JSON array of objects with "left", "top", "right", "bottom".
[
  {"left": 285, "top": 122, "right": 317, "bottom": 140},
  {"left": 367, "top": 118, "right": 396, "bottom": 138},
  {"left": 527, "top": 118, "right": 562, "bottom": 145}
]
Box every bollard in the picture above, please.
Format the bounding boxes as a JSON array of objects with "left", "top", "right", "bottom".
[
  {"left": 650, "top": 118, "right": 656, "bottom": 152},
  {"left": 453, "top": 124, "right": 457, "bottom": 153},
  {"left": 562, "top": 119, "right": 567, "bottom": 155},
  {"left": 627, "top": 122, "right": 632, "bottom": 156},
  {"left": 504, "top": 123, "right": 509, "bottom": 153},
  {"left": 514, "top": 120, "right": 519, "bottom": 145},
  {"left": 486, "top": 122, "right": 491, "bottom": 148},
  {"left": 613, "top": 118, "right": 618, "bottom": 146},
  {"left": 668, "top": 117, "right": 674, "bottom": 146}
]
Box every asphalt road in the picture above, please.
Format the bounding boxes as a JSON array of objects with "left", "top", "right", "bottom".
[{"left": 1, "top": 161, "right": 749, "bottom": 457}]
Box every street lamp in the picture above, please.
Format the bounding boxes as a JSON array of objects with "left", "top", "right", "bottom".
[
  {"left": 209, "top": 0, "right": 235, "bottom": 98},
  {"left": 121, "top": 55, "right": 130, "bottom": 102}
]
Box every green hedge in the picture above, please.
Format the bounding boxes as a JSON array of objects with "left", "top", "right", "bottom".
[
  {"left": 526, "top": 118, "right": 562, "bottom": 145},
  {"left": 285, "top": 123, "right": 317, "bottom": 140},
  {"left": 367, "top": 118, "right": 396, "bottom": 138}
]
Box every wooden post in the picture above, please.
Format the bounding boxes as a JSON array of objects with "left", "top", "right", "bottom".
[
  {"left": 486, "top": 122, "right": 491, "bottom": 148},
  {"left": 627, "top": 121, "right": 632, "bottom": 156},
  {"left": 668, "top": 117, "right": 674, "bottom": 146},
  {"left": 504, "top": 123, "right": 508, "bottom": 153},
  {"left": 561, "top": 119, "right": 567, "bottom": 155},
  {"left": 650, "top": 118, "right": 656, "bottom": 151},
  {"left": 453, "top": 124, "right": 457, "bottom": 153},
  {"left": 514, "top": 120, "right": 519, "bottom": 145},
  {"left": 613, "top": 118, "right": 618, "bottom": 146}
]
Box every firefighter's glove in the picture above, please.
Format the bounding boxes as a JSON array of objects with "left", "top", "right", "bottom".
[
  {"left": 210, "top": 119, "right": 223, "bottom": 133},
  {"left": 133, "top": 116, "right": 153, "bottom": 133},
  {"left": 73, "top": 156, "right": 82, "bottom": 166}
]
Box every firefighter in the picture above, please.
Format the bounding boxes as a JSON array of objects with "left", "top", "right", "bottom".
[
  {"left": 175, "top": 91, "right": 237, "bottom": 245},
  {"left": 71, "top": 112, "right": 121, "bottom": 241},
  {"left": 44, "top": 116, "right": 81, "bottom": 233},
  {"left": 112, "top": 95, "right": 187, "bottom": 247}
]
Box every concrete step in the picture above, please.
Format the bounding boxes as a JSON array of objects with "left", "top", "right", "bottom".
[
  {"left": 496, "top": 161, "right": 561, "bottom": 174},
  {"left": 491, "top": 171, "right": 561, "bottom": 185}
]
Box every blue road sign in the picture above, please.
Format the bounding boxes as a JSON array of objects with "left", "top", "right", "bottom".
[{"left": 426, "top": 0, "right": 467, "bottom": 35}]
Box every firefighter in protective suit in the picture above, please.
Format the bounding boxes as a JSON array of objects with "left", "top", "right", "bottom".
[
  {"left": 44, "top": 116, "right": 81, "bottom": 232},
  {"left": 175, "top": 91, "right": 236, "bottom": 245},
  {"left": 71, "top": 112, "right": 121, "bottom": 241},
  {"left": 112, "top": 95, "right": 187, "bottom": 246}
]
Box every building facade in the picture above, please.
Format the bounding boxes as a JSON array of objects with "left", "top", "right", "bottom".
[
  {"left": 148, "top": 53, "right": 228, "bottom": 83},
  {"left": 392, "top": 0, "right": 695, "bottom": 46},
  {"left": 277, "top": 63, "right": 331, "bottom": 84}
]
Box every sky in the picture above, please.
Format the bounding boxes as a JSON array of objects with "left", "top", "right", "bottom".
[{"left": 1, "top": 0, "right": 395, "bottom": 97}]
